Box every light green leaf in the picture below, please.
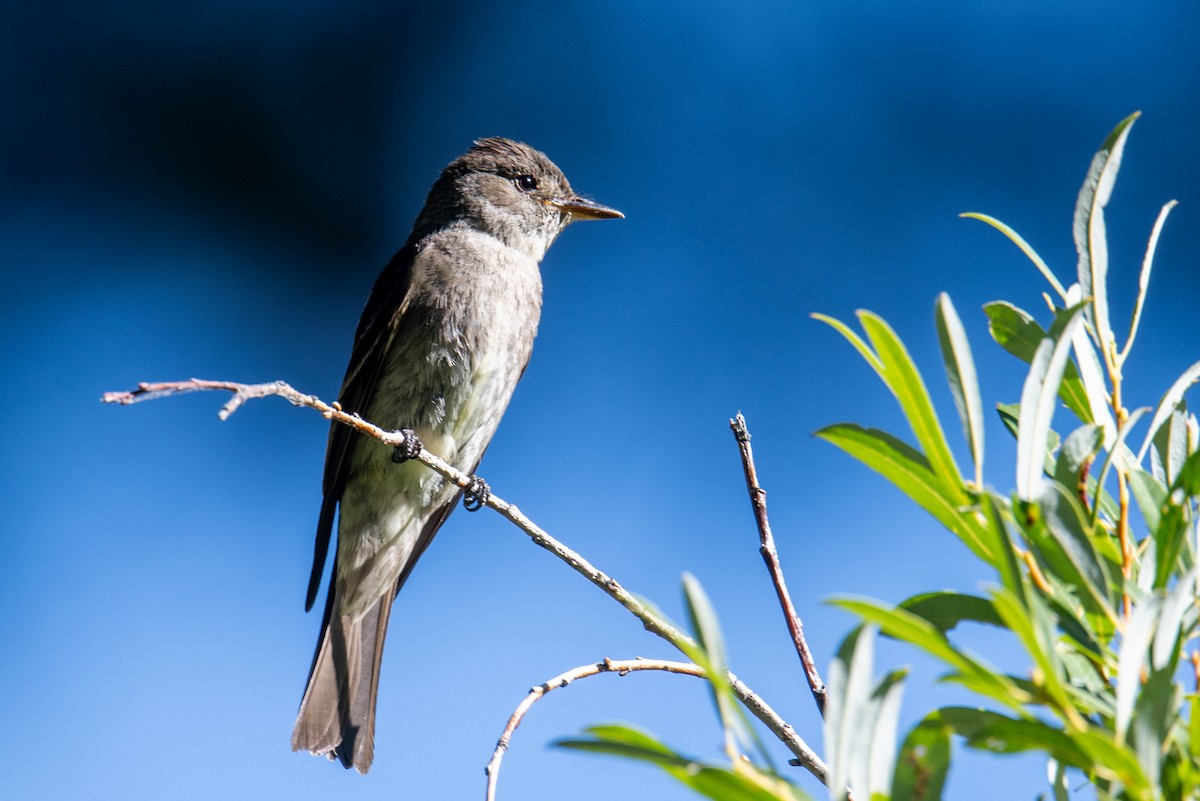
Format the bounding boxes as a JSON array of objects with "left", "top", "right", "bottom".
[
  {"left": 1153, "top": 451, "right": 1200, "bottom": 589},
  {"left": 1088, "top": 407, "right": 1149, "bottom": 527},
  {"left": 989, "top": 587, "right": 1080, "bottom": 726},
  {"left": 812, "top": 313, "right": 883, "bottom": 375},
  {"left": 1027, "top": 481, "right": 1115, "bottom": 621},
  {"left": 1128, "top": 468, "right": 1166, "bottom": 536},
  {"left": 815, "top": 423, "right": 993, "bottom": 561},
  {"left": 1016, "top": 305, "right": 1086, "bottom": 500},
  {"left": 1064, "top": 284, "right": 1117, "bottom": 448},
  {"left": 682, "top": 573, "right": 757, "bottom": 762},
  {"left": 831, "top": 598, "right": 1029, "bottom": 713},
  {"left": 959, "top": 213, "right": 1068, "bottom": 300},
  {"left": 1116, "top": 595, "right": 1162, "bottom": 740},
  {"left": 1120, "top": 200, "right": 1177, "bottom": 365},
  {"left": 858, "top": 312, "right": 965, "bottom": 495},
  {"left": 935, "top": 293, "right": 985, "bottom": 487},
  {"left": 984, "top": 302, "right": 1092, "bottom": 423},
  {"left": 1070, "top": 727, "right": 1153, "bottom": 798},
  {"left": 1150, "top": 404, "right": 1190, "bottom": 486},
  {"left": 555, "top": 724, "right": 807, "bottom": 801},
  {"left": 1074, "top": 111, "right": 1139, "bottom": 356},
  {"left": 1138, "top": 359, "right": 1200, "bottom": 463}
]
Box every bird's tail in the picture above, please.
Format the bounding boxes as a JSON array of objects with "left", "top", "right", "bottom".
[{"left": 291, "top": 584, "right": 395, "bottom": 774}]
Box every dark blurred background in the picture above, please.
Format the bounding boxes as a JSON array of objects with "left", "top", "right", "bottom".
[{"left": 3, "top": 2, "right": 1198, "bottom": 799}]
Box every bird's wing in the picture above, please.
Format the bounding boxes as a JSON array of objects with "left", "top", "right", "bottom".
[{"left": 305, "top": 241, "right": 420, "bottom": 611}]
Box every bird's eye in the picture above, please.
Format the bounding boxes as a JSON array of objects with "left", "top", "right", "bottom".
[{"left": 514, "top": 174, "right": 538, "bottom": 193}]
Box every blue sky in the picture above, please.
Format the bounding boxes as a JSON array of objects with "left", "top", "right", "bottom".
[{"left": 4, "top": 2, "right": 1200, "bottom": 799}]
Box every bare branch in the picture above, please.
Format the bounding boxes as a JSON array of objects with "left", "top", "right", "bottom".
[
  {"left": 730, "top": 413, "right": 827, "bottom": 714},
  {"left": 104, "top": 379, "right": 825, "bottom": 784},
  {"left": 483, "top": 657, "right": 827, "bottom": 801}
]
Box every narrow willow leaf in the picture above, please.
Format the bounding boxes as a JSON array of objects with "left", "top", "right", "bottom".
[
  {"left": 981, "top": 492, "right": 1025, "bottom": 602},
  {"left": 1071, "top": 727, "right": 1154, "bottom": 797},
  {"left": 985, "top": 302, "right": 1092, "bottom": 422},
  {"left": 1151, "top": 404, "right": 1190, "bottom": 486},
  {"left": 1131, "top": 666, "right": 1178, "bottom": 789},
  {"left": 1128, "top": 468, "right": 1166, "bottom": 536},
  {"left": 825, "top": 626, "right": 873, "bottom": 801},
  {"left": 959, "top": 717, "right": 1092, "bottom": 771},
  {"left": 1137, "top": 359, "right": 1200, "bottom": 463},
  {"left": 1016, "top": 306, "right": 1086, "bottom": 500},
  {"left": 682, "top": 573, "right": 755, "bottom": 759},
  {"left": 960, "top": 213, "right": 1068, "bottom": 300},
  {"left": 858, "top": 311, "right": 966, "bottom": 495},
  {"left": 1153, "top": 568, "right": 1196, "bottom": 669},
  {"left": 1054, "top": 424, "right": 1102, "bottom": 492},
  {"left": 815, "top": 423, "right": 993, "bottom": 560},
  {"left": 1088, "top": 407, "right": 1149, "bottom": 528},
  {"left": 935, "top": 293, "right": 985, "bottom": 486},
  {"left": 1050, "top": 760, "right": 1069, "bottom": 801},
  {"left": 899, "top": 591, "right": 1003, "bottom": 634},
  {"left": 1074, "top": 111, "right": 1139, "bottom": 355},
  {"left": 1029, "top": 481, "right": 1115, "bottom": 620},
  {"left": 1120, "top": 200, "right": 1178, "bottom": 365},
  {"left": 555, "top": 724, "right": 802, "bottom": 801},
  {"left": 867, "top": 670, "right": 907, "bottom": 800},
  {"left": 990, "top": 587, "right": 1081, "bottom": 726},
  {"left": 831, "top": 598, "right": 1028, "bottom": 713},
  {"left": 890, "top": 714, "right": 951, "bottom": 801},
  {"left": 812, "top": 313, "right": 884, "bottom": 375},
  {"left": 1116, "top": 595, "right": 1162, "bottom": 740},
  {"left": 1153, "top": 451, "right": 1200, "bottom": 589},
  {"left": 1065, "top": 284, "right": 1117, "bottom": 448}
]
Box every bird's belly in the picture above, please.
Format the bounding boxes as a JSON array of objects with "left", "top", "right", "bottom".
[{"left": 334, "top": 306, "right": 536, "bottom": 618}]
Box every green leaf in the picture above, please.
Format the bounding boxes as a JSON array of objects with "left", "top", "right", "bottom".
[
  {"left": 1024, "top": 480, "right": 1115, "bottom": 621},
  {"left": 960, "top": 212, "right": 1068, "bottom": 300},
  {"left": 814, "top": 423, "right": 993, "bottom": 561},
  {"left": 899, "top": 591, "right": 1004, "bottom": 634},
  {"left": 555, "top": 724, "right": 807, "bottom": 801},
  {"left": 857, "top": 311, "right": 966, "bottom": 496},
  {"left": 1128, "top": 468, "right": 1166, "bottom": 536},
  {"left": 890, "top": 714, "right": 951, "bottom": 801},
  {"left": 1016, "top": 304, "right": 1086, "bottom": 500},
  {"left": 1151, "top": 450, "right": 1200, "bottom": 589},
  {"left": 826, "top": 626, "right": 909, "bottom": 801},
  {"left": 1120, "top": 199, "right": 1177, "bottom": 365},
  {"left": 1084, "top": 407, "right": 1149, "bottom": 531},
  {"left": 1052, "top": 424, "right": 1120, "bottom": 522},
  {"left": 1070, "top": 727, "right": 1154, "bottom": 799},
  {"left": 984, "top": 302, "right": 1091, "bottom": 422},
  {"left": 1074, "top": 111, "right": 1139, "bottom": 357},
  {"left": 681, "top": 573, "right": 757, "bottom": 761},
  {"left": 1150, "top": 403, "right": 1190, "bottom": 486},
  {"left": 1138, "top": 359, "right": 1200, "bottom": 463},
  {"left": 989, "top": 587, "right": 1081, "bottom": 726},
  {"left": 1116, "top": 595, "right": 1163, "bottom": 740},
  {"left": 831, "top": 598, "right": 1029, "bottom": 713},
  {"left": 935, "top": 293, "right": 985, "bottom": 487}
]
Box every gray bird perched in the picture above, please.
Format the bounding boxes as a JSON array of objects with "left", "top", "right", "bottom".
[{"left": 291, "top": 137, "right": 622, "bottom": 773}]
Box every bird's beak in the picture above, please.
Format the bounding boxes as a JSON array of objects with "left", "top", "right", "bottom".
[{"left": 551, "top": 196, "right": 624, "bottom": 221}]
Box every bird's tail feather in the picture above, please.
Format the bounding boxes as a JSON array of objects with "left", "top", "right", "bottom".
[{"left": 291, "top": 585, "right": 394, "bottom": 774}]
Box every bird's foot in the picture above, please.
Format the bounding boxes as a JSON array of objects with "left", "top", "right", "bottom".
[
  {"left": 390, "top": 429, "right": 423, "bottom": 463},
  {"left": 462, "top": 476, "right": 490, "bottom": 511}
]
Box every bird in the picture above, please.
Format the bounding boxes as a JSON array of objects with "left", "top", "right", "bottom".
[{"left": 291, "top": 137, "right": 622, "bottom": 773}]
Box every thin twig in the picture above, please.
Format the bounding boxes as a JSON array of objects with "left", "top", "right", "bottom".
[
  {"left": 483, "top": 657, "right": 827, "bottom": 801},
  {"left": 103, "top": 379, "right": 826, "bottom": 783},
  {"left": 729, "top": 413, "right": 827, "bottom": 714}
]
